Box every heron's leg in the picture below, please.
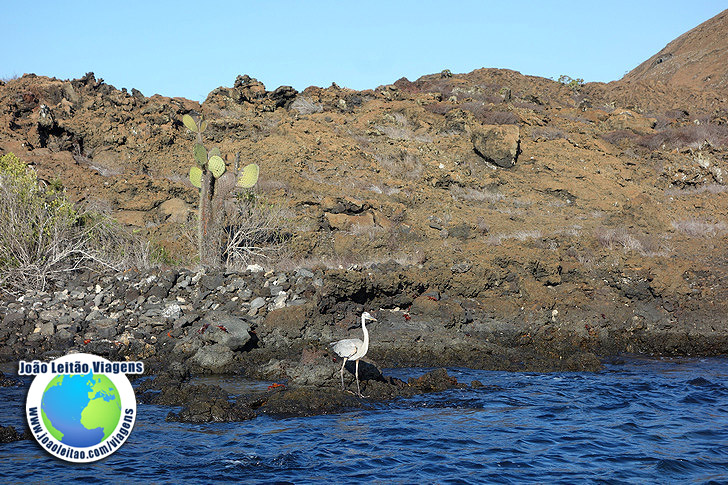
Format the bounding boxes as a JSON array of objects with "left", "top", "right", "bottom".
[
  {"left": 355, "top": 359, "right": 361, "bottom": 397},
  {"left": 340, "top": 357, "right": 348, "bottom": 390}
]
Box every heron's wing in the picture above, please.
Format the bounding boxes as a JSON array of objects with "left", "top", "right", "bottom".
[{"left": 330, "top": 338, "right": 363, "bottom": 358}]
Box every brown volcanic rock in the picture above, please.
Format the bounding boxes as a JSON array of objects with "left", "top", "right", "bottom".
[
  {"left": 622, "top": 9, "right": 728, "bottom": 91},
  {"left": 471, "top": 124, "right": 521, "bottom": 168},
  {"left": 1, "top": 35, "right": 728, "bottom": 364}
]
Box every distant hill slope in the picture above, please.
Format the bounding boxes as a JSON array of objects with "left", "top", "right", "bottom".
[{"left": 622, "top": 9, "right": 728, "bottom": 91}]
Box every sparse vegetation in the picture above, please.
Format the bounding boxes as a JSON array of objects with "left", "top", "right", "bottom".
[
  {"left": 530, "top": 126, "right": 566, "bottom": 141},
  {"left": 449, "top": 185, "right": 504, "bottom": 204},
  {"left": 664, "top": 184, "right": 728, "bottom": 197},
  {"left": 601, "top": 129, "right": 639, "bottom": 145},
  {"left": 638, "top": 122, "right": 728, "bottom": 150},
  {"left": 374, "top": 112, "right": 433, "bottom": 142},
  {"left": 222, "top": 197, "right": 288, "bottom": 269},
  {"left": 290, "top": 96, "right": 323, "bottom": 115},
  {"left": 0, "top": 74, "right": 20, "bottom": 84},
  {"left": 671, "top": 218, "right": 728, "bottom": 237},
  {"left": 594, "top": 227, "right": 670, "bottom": 257},
  {"left": 486, "top": 230, "right": 543, "bottom": 246},
  {"left": 558, "top": 75, "right": 585, "bottom": 93},
  {"left": 0, "top": 152, "right": 149, "bottom": 293},
  {"left": 461, "top": 103, "right": 519, "bottom": 125},
  {"left": 423, "top": 102, "right": 455, "bottom": 116},
  {"left": 372, "top": 149, "right": 424, "bottom": 180}
]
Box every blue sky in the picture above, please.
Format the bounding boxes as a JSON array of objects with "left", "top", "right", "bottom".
[{"left": 2, "top": 1, "right": 725, "bottom": 102}]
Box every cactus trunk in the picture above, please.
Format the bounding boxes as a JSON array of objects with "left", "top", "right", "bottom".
[
  {"left": 183, "top": 114, "right": 259, "bottom": 268},
  {"left": 198, "top": 171, "right": 210, "bottom": 267},
  {"left": 198, "top": 171, "right": 224, "bottom": 267}
]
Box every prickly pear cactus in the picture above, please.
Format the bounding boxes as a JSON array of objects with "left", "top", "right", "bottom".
[
  {"left": 182, "top": 113, "right": 261, "bottom": 267},
  {"left": 189, "top": 166, "right": 202, "bottom": 188},
  {"left": 182, "top": 114, "right": 198, "bottom": 132},
  {"left": 193, "top": 143, "right": 207, "bottom": 167},
  {"left": 237, "top": 163, "right": 260, "bottom": 188},
  {"left": 207, "top": 155, "right": 226, "bottom": 178}
]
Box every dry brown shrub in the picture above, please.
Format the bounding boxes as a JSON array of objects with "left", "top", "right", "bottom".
[
  {"left": 0, "top": 153, "right": 150, "bottom": 293},
  {"left": 601, "top": 129, "right": 639, "bottom": 145},
  {"left": 664, "top": 184, "right": 728, "bottom": 197},
  {"left": 290, "top": 96, "right": 323, "bottom": 115},
  {"left": 671, "top": 218, "right": 728, "bottom": 237},
  {"left": 638, "top": 123, "right": 728, "bottom": 150},
  {"left": 449, "top": 185, "right": 504, "bottom": 204},
  {"left": 222, "top": 199, "right": 289, "bottom": 270},
  {"left": 531, "top": 126, "right": 566, "bottom": 141},
  {"left": 424, "top": 102, "right": 455, "bottom": 116},
  {"left": 373, "top": 150, "right": 424, "bottom": 180},
  {"left": 594, "top": 227, "right": 670, "bottom": 257},
  {"left": 461, "top": 102, "right": 519, "bottom": 124}
]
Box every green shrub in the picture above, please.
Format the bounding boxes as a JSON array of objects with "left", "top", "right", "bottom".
[
  {"left": 558, "top": 75, "right": 585, "bottom": 93},
  {"left": 0, "top": 152, "right": 149, "bottom": 292}
]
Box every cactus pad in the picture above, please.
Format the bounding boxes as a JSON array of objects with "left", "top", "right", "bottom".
[
  {"left": 207, "top": 155, "right": 226, "bottom": 178},
  {"left": 200, "top": 120, "right": 208, "bottom": 133},
  {"left": 208, "top": 147, "right": 222, "bottom": 159},
  {"left": 193, "top": 143, "right": 207, "bottom": 167},
  {"left": 236, "top": 163, "right": 260, "bottom": 188},
  {"left": 189, "top": 166, "right": 203, "bottom": 188},
  {"left": 182, "top": 114, "right": 198, "bottom": 132}
]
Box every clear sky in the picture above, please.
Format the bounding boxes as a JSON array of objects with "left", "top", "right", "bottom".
[{"left": 2, "top": 1, "right": 726, "bottom": 102}]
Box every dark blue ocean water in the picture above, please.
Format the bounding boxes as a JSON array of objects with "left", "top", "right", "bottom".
[{"left": 1, "top": 357, "right": 727, "bottom": 484}]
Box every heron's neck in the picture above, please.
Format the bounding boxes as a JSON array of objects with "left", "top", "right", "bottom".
[{"left": 361, "top": 316, "right": 369, "bottom": 350}]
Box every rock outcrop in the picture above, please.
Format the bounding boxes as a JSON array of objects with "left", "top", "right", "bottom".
[{"left": 471, "top": 124, "right": 521, "bottom": 168}]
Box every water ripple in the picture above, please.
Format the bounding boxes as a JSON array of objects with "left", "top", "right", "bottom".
[{"left": 1, "top": 357, "right": 727, "bottom": 483}]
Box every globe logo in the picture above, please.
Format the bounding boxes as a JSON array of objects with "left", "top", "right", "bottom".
[
  {"left": 41, "top": 373, "right": 122, "bottom": 447},
  {"left": 22, "top": 353, "right": 143, "bottom": 462}
]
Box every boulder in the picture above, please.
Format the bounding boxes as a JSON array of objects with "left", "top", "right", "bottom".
[
  {"left": 471, "top": 124, "right": 521, "bottom": 168},
  {"left": 189, "top": 344, "right": 234, "bottom": 372},
  {"left": 269, "top": 85, "right": 298, "bottom": 109},
  {"left": 89, "top": 148, "right": 123, "bottom": 176},
  {"left": 602, "top": 109, "right": 656, "bottom": 134},
  {"left": 115, "top": 210, "right": 147, "bottom": 227},
  {"left": 233, "top": 74, "right": 267, "bottom": 101},
  {"left": 173, "top": 313, "right": 252, "bottom": 369},
  {"left": 199, "top": 313, "right": 252, "bottom": 351},
  {"left": 37, "top": 321, "right": 54, "bottom": 336},
  {"left": 159, "top": 198, "right": 191, "bottom": 224},
  {"left": 89, "top": 318, "right": 118, "bottom": 339},
  {"left": 248, "top": 297, "right": 267, "bottom": 315},
  {"left": 325, "top": 211, "right": 376, "bottom": 231},
  {"left": 2, "top": 311, "right": 24, "bottom": 328}
]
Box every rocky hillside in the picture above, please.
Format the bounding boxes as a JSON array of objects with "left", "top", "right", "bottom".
[
  {"left": 1, "top": 17, "right": 728, "bottom": 361},
  {"left": 622, "top": 9, "right": 728, "bottom": 91}
]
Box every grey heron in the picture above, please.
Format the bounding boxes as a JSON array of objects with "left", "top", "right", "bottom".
[{"left": 330, "top": 311, "right": 377, "bottom": 397}]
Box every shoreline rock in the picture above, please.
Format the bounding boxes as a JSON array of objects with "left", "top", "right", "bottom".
[
  {"left": 139, "top": 365, "right": 468, "bottom": 422},
  {"left": 0, "top": 264, "right": 726, "bottom": 375},
  {"left": 0, "top": 425, "right": 31, "bottom": 443},
  {"left": 0, "top": 261, "right": 725, "bottom": 424}
]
